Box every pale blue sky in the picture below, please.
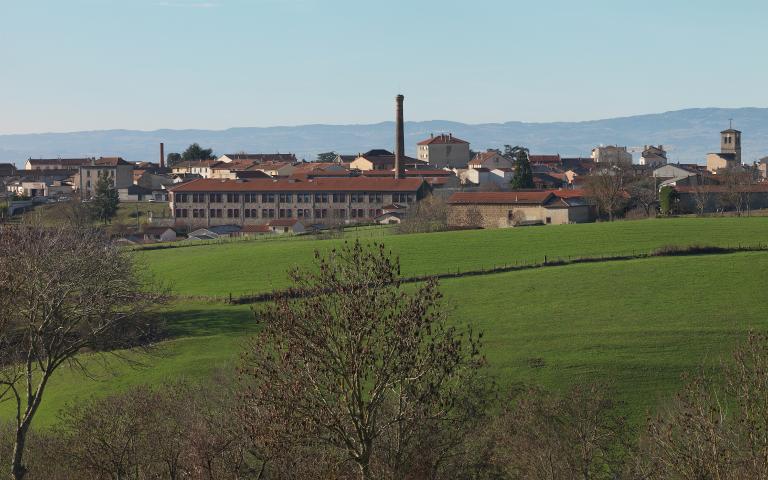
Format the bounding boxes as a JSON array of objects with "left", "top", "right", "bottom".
[{"left": 1, "top": 0, "right": 765, "bottom": 134}]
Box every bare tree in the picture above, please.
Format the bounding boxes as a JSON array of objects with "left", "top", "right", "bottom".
[
  {"left": 490, "top": 384, "right": 630, "bottom": 480},
  {"left": 0, "top": 223, "right": 166, "bottom": 480},
  {"left": 238, "top": 241, "right": 487, "bottom": 480},
  {"left": 584, "top": 165, "right": 631, "bottom": 221},
  {"left": 689, "top": 176, "right": 712, "bottom": 216},
  {"left": 626, "top": 177, "right": 658, "bottom": 217},
  {"left": 719, "top": 169, "right": 752, "bottom": 215},
  {"left": 397, "top": 193, "right": 449, "bottom": 234},
  {"left": 638, "top": 332, "right": 768, "bottom": 479}
]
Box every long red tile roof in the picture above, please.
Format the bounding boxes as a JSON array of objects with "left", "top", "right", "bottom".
[
  {"left": 170, "top": 177, "right": 426, "bottom": 193},
  {"left": 448, "top": 189, "right": 587, "bottom": 205},
  {"left": 448, "top": 191, "right": 553, "bottom": 205}
]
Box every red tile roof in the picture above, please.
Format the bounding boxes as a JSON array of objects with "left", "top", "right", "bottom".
[
  {"left": 417, "top": 133, "right": 469, "bottom": 146},
  {"left": 447, "top": 191, "right": 554, "bottom": 205},
  {"left": 28, "top": 158, "right": 93, "bottom": 167},
  {"left": 240, "top": 224, "right": 272, "bottom": 233},
  {"left": 268, "top": 219, "right": 300, "bottom": 227},
  {"left": 93, "top": 157, "right": 131, "bottom": 166},
  {"left": 676, "top": 184, "right": 768, "bottom": 193},
  {"left": 222, "top": 153, "right": 297, "bottom": 163},
  {"left": 362, "top": 169, "right": 453, "bottom": 177},
  {"left": 529, "top": 154, "right": 561, "bottom": 164},
  {"left": 170, "top": 177, "right": 426, "bottom": 193},
  {"left": 551, "top": 189, "right": 587, "bottom": 199}
]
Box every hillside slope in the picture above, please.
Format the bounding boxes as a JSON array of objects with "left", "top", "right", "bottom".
[{"left": 3, "top": 107, "right": 768, "bottom": 165}]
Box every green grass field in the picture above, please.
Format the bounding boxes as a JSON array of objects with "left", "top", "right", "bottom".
[
  {"left": 5, "top": 246, "right": 767, "bottom": 427},
  {"left": 140, "top": 217, "right": 768, "bottom": 297}
]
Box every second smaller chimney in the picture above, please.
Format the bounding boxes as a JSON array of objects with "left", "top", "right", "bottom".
[{"left": 160, "top": 142, "right": 165, "bottom": 169}]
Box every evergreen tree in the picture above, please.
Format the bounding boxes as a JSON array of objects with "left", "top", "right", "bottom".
[
  {"left": 91, "top": 171, "right": 119, "bottom": 224},
  {"left": 181, "top": 143, "right": 215, "bottom": 162},
  {"left": 505, "top": 145, "right": 534, "bottom": 189},
  {"left": 166, "top": 152, "right": 182, "bottom": 167},
  {"left": 316, "top": 151, "right": 338, "bottom": 163}
]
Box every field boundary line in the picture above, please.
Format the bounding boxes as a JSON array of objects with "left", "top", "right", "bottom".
[{"left": 173, "top": 244, "right": 768, "bottom": 305}]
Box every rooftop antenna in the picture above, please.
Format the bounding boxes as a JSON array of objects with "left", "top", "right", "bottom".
[{"left": 729, "top": 118, "right": 733, "bottom": 129}]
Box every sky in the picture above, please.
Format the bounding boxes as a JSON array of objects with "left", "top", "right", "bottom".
[{"left": 1, "top": 0, "right": 766, "bottom": 134}]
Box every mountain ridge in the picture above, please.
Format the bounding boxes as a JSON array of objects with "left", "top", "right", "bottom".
[{"left": 2, "top": 107, "right": 767, "bottom": 167}]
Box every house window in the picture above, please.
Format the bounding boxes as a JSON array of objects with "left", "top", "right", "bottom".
[
  {"left": 244, "top": 193, "right": 258, "bottom": 203},
  {"left": 261, "top": 193, "right": 275, "bottom": 203},
  {"left": 209, "top": 193, "right": 222, "bottom": 203},
  {"left": 332, "top": 193, "right": 347, "bottom": 203},
  {"left": 546, "top": 217, "right": 552, "bottom": 224},
  {"left": 296, "top": 193, "right": 311, "bottom": 203},
  {"left": 368, "top": 193, "right": 382, "bottom": 203},
  {"left": 279, "top": 209, "right": 293, "bottom": 218},
  {"left": 226, "top": 193, "right": 240, "bottom": 203},
  {"left": 351, "top": 193, "right": 365, "bottom": 203},
  {"left": 314, "top": 193, "right": 328, "bottom": 203},
  {"left": 279, "top": 193, "right": 293, "bottom": 203}
]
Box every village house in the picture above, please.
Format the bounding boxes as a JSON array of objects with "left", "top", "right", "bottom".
[
  {"left": 141, "top": 226, "right": 178, "bottom": 243},
  {"left": 416, "top": 133, "right": 471, "bottom": 168},
  {"left": 447, "top": 190, "right": 594, "bottom": 228},
  {"left": 266, "top": 218, "right": 307, "bottom": 234},
  {"left": 168, "top": 176, "right": 430, "bottom": 228},
  {"left": 759, "top": 157, "right": 768, "bottom": 179},
  {"left": 591, "top": 145, "right": 633, "bottom": 165},
  {"left": 468, "top": 150, "right": 512, "bottom": 170},
  {"left": 639, "top": 145, "right": 668, "bottom": 167},
  {"left": 171, "top": 159, "right": 218, "bottom": 178},
  {"left": 77, "top": 157, "right": 134, "bottom": 198},
  {"left": 350, "top": 149, "right": 426, "bottom": 171},
  {"left": 25, "top": 157, "right": 93, "bottom": 171}
]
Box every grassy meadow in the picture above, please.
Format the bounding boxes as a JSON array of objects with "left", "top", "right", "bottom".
[
  {"left": 3, "top": 217, "right": 768, "bottom": 427},
  {"left": 141, "top": 217, "right": 768, "bottom": 297}
]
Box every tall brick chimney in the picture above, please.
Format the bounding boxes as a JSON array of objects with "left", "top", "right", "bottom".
[
  {"left": 394, "top": 94, "right": 405, "bottom": 179},
  {"left": 160, "top": 142, "right": 165, "bottom": 169}
]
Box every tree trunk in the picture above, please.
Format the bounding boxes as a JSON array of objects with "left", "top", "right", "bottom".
[
  {"left": 11, "top": 372, "right": 51, "bottom": 480},
  {"left": 11, "top": 425, "right": 29, "bottom": 480}
]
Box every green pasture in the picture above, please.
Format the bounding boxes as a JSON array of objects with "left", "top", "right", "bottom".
[
  {"left": 140, "top": 217, "right": 768, "bottom": 297},
  {"left": 6, "top": 248, "right": 767, "bottom": 427}
]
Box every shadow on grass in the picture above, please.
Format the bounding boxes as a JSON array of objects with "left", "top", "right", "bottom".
[{"left": 161, "top": 303, "right": 256, "bottom": 338}]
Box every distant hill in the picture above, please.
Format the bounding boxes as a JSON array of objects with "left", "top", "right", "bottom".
[{"left": 2, "top": 107, "right": 767, "bottom": 167}]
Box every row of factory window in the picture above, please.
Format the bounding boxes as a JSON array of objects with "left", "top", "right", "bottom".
[
  {"left": 175, "top": 208, "right": 384, "bottom": 219},
  {"left": 175, "top": 192, "right": 413, "bottom": 204}
]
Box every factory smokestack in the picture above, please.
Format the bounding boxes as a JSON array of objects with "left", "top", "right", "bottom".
[
  {"left": 394, "top": 94, "right": 405, "bottom": 179},
  {"left": 160, "top": 142, "right": 165, "bottom": 169}
]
